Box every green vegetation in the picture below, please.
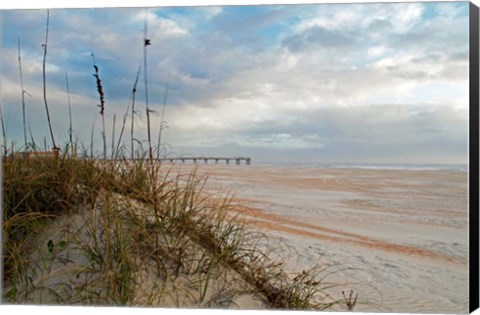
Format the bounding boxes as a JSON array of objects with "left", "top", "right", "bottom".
[{"left": 2, "top": 150, "right": 358, "bottom": 309}]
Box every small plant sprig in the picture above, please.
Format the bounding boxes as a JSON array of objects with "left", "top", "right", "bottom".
[
  {"left": 342, "top": 290, "right": 358, "bottom": 311},
  {"left": 92, "top": 53, "right": 107, "bottom": 160}
]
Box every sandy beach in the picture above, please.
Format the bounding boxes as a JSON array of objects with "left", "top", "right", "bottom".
[{"left": 168, "top": 163, "right": 469, "bottom": 313}]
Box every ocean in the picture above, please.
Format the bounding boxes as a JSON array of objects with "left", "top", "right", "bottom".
[{"left": 252, "top": 161, "right": 469, "bottom": 171}]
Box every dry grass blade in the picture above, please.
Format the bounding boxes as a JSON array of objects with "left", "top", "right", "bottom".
[
  {"left": 17, "top": 38, "right": 28, "bottom": 150},
  {"left": 65, "top": 70, "right": 74, "bottom": 155},
  {"left": 41, "top": 10, "right": 57, "bottom": 151},
  {"left": 156, "top": 81, "right": 169, "bottom": 160},
  {"left": 129, "top": 64, "right": 141, "bottom": 161},
  {"left": 143, "top": 14, "right": 153, "bottom": 162}
]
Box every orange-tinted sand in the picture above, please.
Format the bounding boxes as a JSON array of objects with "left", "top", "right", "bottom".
[{"left": 165, "top": 163, "right": 469, "bottom": 313}]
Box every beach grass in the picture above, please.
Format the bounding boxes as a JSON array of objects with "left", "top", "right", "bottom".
[{"left": 1, "top": 148, "right": 356, "bottom": 310}]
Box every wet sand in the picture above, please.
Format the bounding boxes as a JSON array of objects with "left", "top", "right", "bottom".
[{"left": 167, "top": 164, "right": 469, "bottom": 313}]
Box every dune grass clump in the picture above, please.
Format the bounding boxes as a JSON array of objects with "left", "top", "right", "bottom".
[
  {"left": 2, "top": 154, "right": 105, "bottom": 287},
  {"left": 2, "top": 149, "right": 358, "bottom": 310}
]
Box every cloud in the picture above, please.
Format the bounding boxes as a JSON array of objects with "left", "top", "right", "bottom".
[
  {"left": 163, "top": 102, "right": 468, "bottom": 161},
  {"left": 0, "top": 2, "right": 470, "bottom": 164},
  {"left": 283, "top": 26, "right": 357, "bottom": 52},
  {"left": 130, "top": 11, "right": 188, "bottom": 37},
  {"left": 367, "top": 45, "right": 389, "bottom": 58},
  {"left": 295, "top": 2, "right": 423, "bottom": 33}
]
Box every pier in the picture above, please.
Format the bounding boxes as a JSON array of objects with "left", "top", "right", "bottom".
[{"left": 160, "top": 157, "right": 251, "bottom": 165}]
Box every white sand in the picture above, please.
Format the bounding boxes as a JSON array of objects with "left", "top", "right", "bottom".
[{"left": 168, "top": 164, "right": 469, "bottom": 313}]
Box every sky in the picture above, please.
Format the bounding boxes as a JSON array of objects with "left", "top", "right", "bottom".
[{"left": 0, "top": 1, "right": 471, "bottom": 164}]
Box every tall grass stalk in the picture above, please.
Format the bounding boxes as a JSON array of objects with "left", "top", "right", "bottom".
[
  {"left": 41, "top": 10, "right": 57, "bottom": 150},
  {"left": 28, "top": 124, "right": 38, "bottom": 152},
  {"left": 90, "top": 116, "right": 97, "bottom": 159},
  {"left": 130, "top": 65, "right": 141, "bottom": 161},
  {"left": 0, "top": 152, "right": 3, "bottom": 295},
  {"left": 0, "top": 100, "right": 7, "bottom": 155},
  {"left": 143, "top": 18, "right": 153, "bottom": 162},
  {"left": 114, "top": 66, "right": 137, "bottom": 159},
  {"left": 0, "top": 12, "right": 3, "bottom": 155},
  {"left": 111, "top": 114, "right": 116, "bottom": 160},
  {"left": 65, "top": 70, "right": 73, "bottom": 155},
  {"left": 17, "top": 38, "right": 29, "bottom": 150},
  {"left": 91, "top": 53, "right": 106, "bottom": 161},
  {"left": 156, "top": 81, "right": 169, "bottom": 160}
]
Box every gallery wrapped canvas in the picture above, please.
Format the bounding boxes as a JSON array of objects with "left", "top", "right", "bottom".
[{"left": 0, "top": 1, "right": 478, "bottom": 314}]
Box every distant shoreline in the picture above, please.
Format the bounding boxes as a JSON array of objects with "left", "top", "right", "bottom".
[{"left": 247, "top": 162, "right": 469, "bottom": 171}]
